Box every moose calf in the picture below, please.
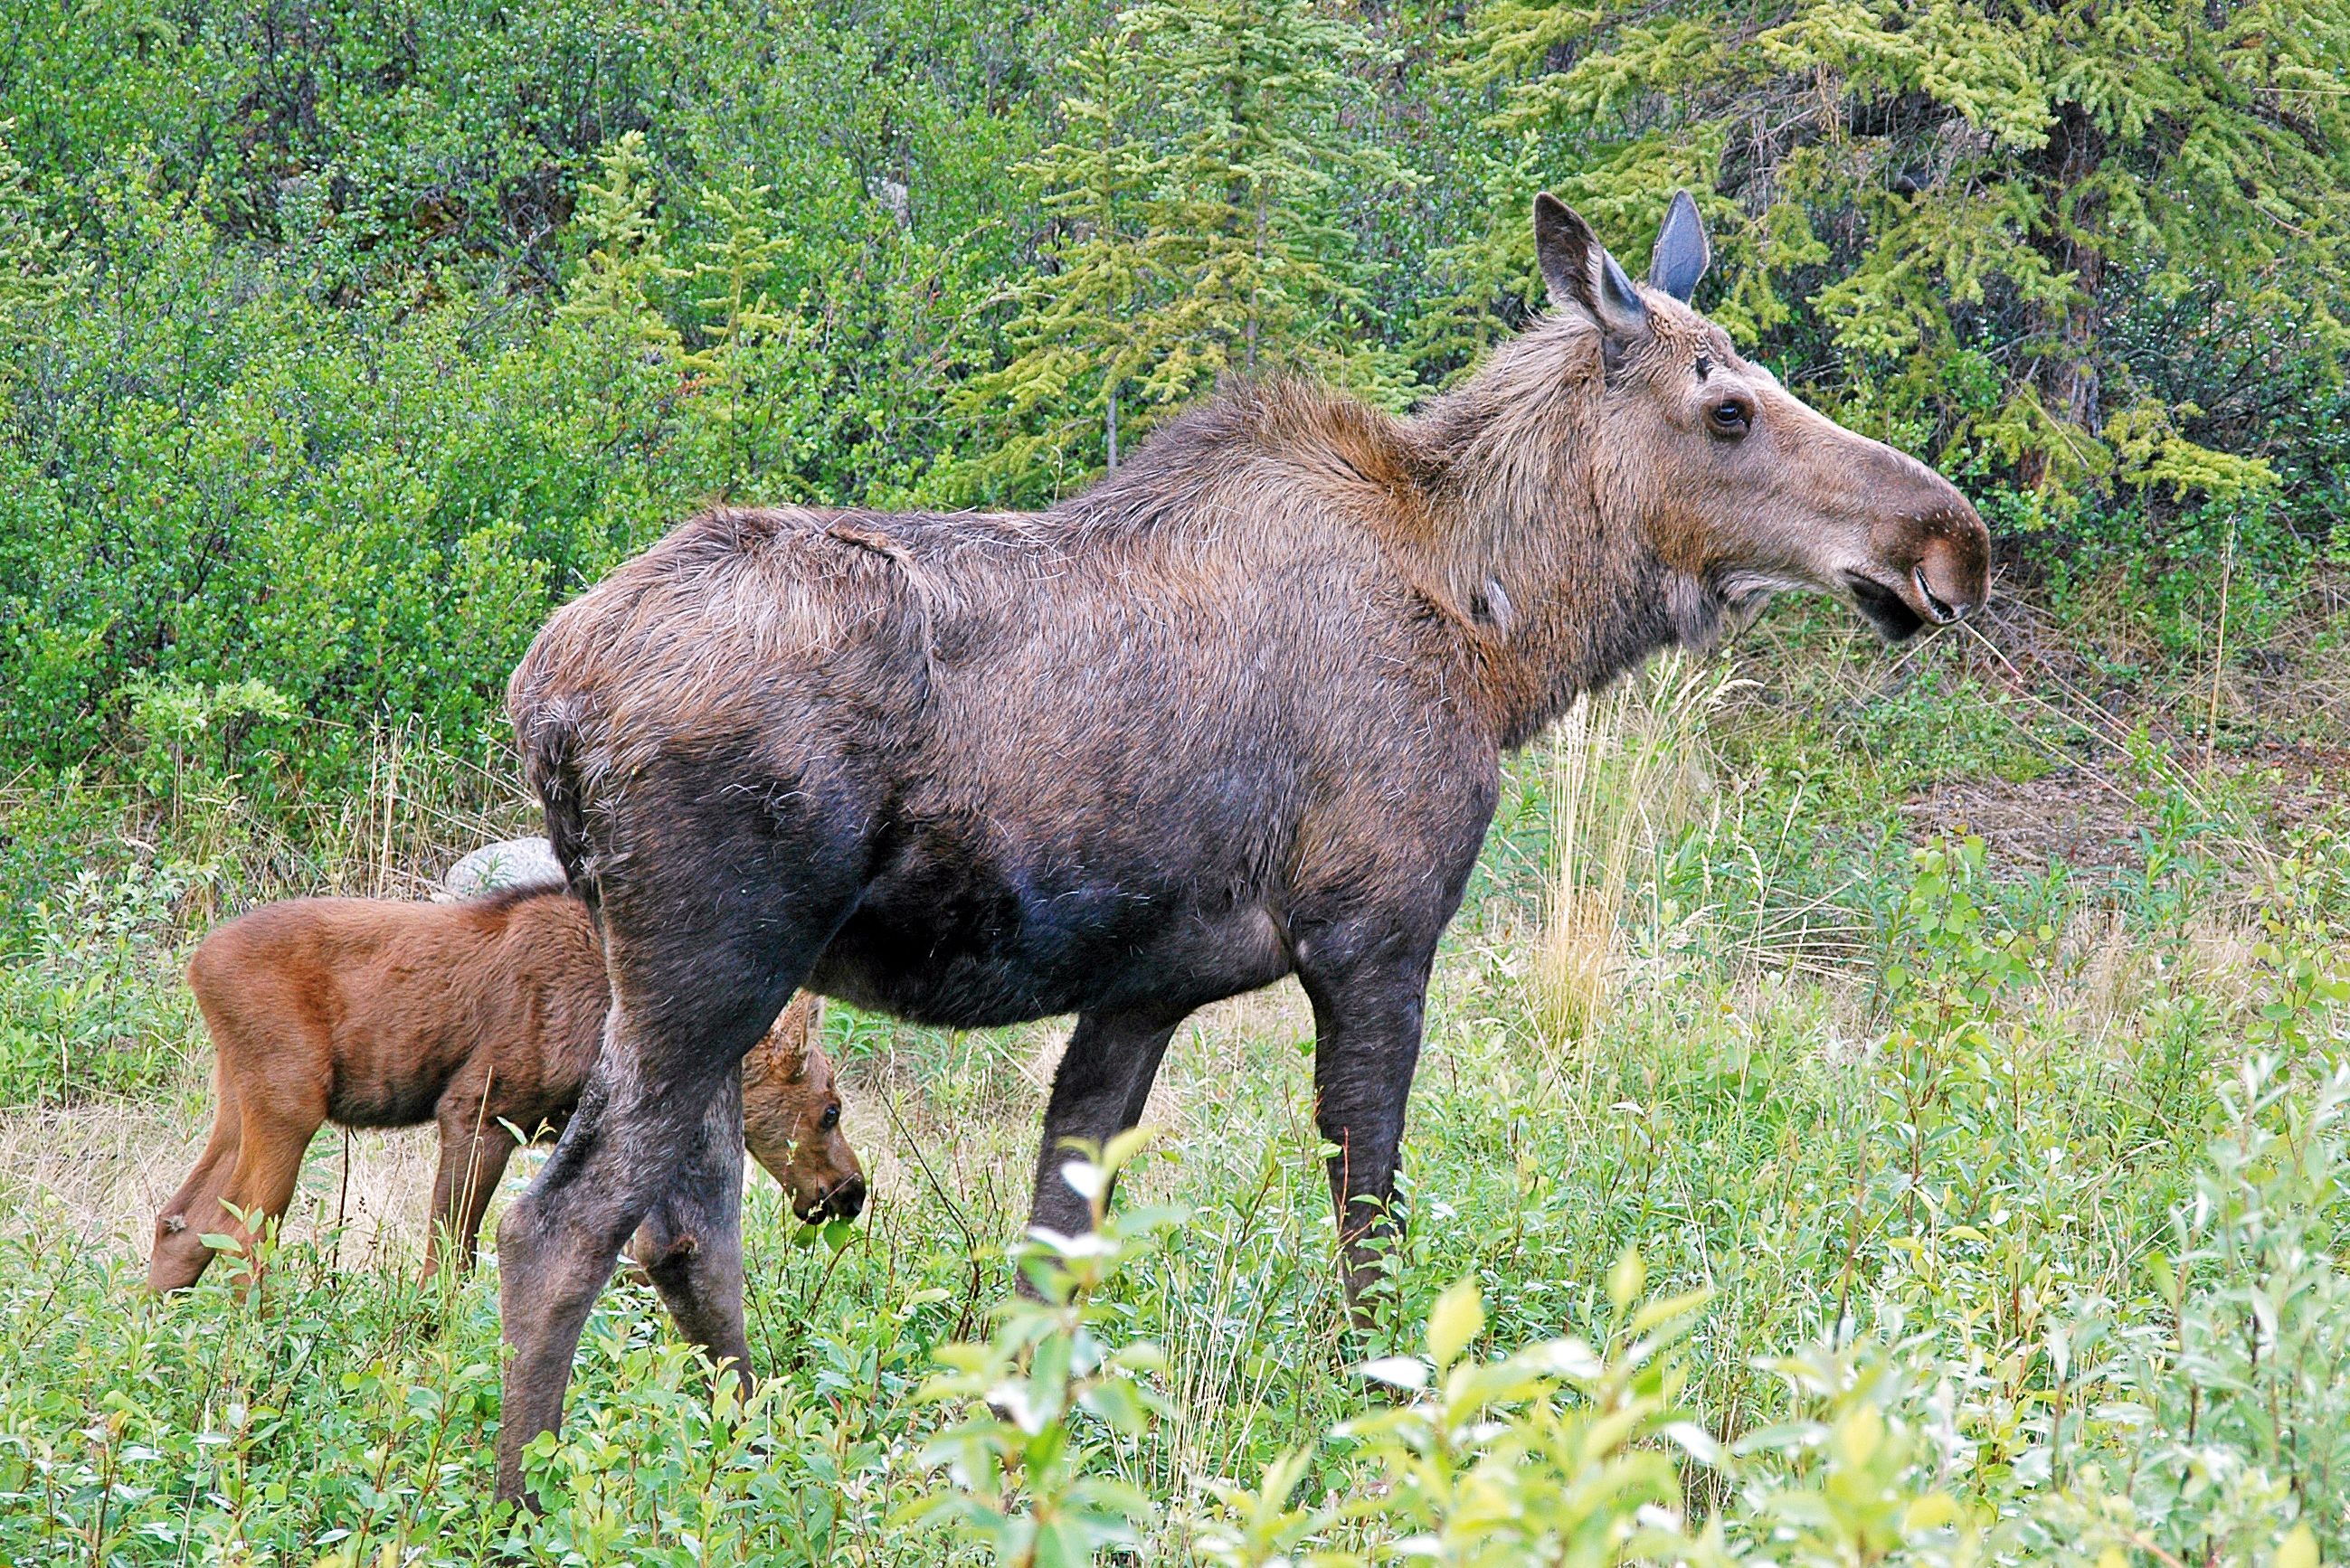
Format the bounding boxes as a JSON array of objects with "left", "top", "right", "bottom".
[{"left": 148, "top": 883, "right": 865, "bottom": 1293}]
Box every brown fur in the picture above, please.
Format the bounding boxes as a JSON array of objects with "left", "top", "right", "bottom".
[
  {"left": 485, "top": 193, "right": 1991, "bottom": 1502},
  {"left": 146, "top": 886, "right": 862, "bottom": 1292},
  {"left": 515, "top": 307, "right": 1985, "bottom": 794}
]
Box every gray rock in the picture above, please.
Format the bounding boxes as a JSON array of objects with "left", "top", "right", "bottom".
[{"left": 437, "top": 836, "right": 565, "bottom": 902}]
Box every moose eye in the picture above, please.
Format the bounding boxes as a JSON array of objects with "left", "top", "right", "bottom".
[
  {"left": 820, "top": 1103, "right": 840, "bottom": 1129},
  {"left": 1707, "top": 397, "right": 1752, "bottom": 439}
]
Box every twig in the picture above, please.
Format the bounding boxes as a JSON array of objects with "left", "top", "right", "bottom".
[
  {"left": 881, "top": 1091, "right": 990, "bottom": 1338},
  {"left": 454, "top": 1065, "right": 497, "bottom": 1274},
  {"left": 2204, "top": 515, "right": 2236, "bottom": 776},
  {"left": 333, "top": 1128, "right": 351, "bottom": 1271},
  {"left": 377, "top": 723, "right": 402, "bottom": 898},
  {"left": 1958, "top": 622, "right": 2189, "bottom": 810}
]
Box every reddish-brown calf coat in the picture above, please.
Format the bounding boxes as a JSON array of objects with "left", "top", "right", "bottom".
[{"left": 147, "top": 886, "right": 860, "bottom": 1292}]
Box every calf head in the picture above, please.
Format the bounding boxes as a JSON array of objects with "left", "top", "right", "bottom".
[
  {"left": 743, "top": 994, "right": 867, "bottom": 1223},
  {"left": 1534, "top": 190, "right": 1990, "bottom": 641}
]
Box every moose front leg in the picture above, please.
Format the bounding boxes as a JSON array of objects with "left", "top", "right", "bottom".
[
  {"left": 1028, "top": 1006, "right": 1188, "bottom": 1243},
  {"left": 1296, "top": 943, "right": 1434, "bottom": 1307}
]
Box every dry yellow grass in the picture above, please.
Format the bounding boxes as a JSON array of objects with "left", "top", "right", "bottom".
[
  {"left": 0, "top": 1064, "right": 920, "bottom": 1284},
  {"left": 1529, "top": 656, "right": 1743, "bottom": 1051},
  {"left": 0, "top": 1093, "right": 444, "bottom": 1270}
]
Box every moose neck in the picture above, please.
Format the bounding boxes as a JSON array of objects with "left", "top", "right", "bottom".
[{"left": 1407, "top": 323, "right": 1709, "bottom": 750}]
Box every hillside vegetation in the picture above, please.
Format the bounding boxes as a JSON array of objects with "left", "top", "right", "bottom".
[
  {"left": 0, "top": 1, "right": 2346, "bottom": 1564},
  {"left": 1, "top": 0, "right": 2345, "bottom": 785}
]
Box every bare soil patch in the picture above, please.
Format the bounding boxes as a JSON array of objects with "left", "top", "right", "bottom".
[
  {"left": 1900, "top": 767, "right": 2145, "bottom": 872},
  {"left": 1900, "top": 740, "right": 2347, "bottom": 877}
]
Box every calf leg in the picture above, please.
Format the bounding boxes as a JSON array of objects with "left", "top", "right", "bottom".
[
  {"left": 624, "top": 1070, "right": 751, "bottom": 1396},
  {"left": 210, "top": 1102, "right": 324, "bottom": 1290},
  {"left": 424, "top": 1103, "right": 518, "bottom": 1281},
  {"left": 148, "top": 1084, "right": 245, "bottom": 1292},
  {"left": 1296, "top": 944, "right": 1435, "bottom": 1306},
  {"left": 1027, "top": 1007, "right": 1187, "bottom": 1244}
]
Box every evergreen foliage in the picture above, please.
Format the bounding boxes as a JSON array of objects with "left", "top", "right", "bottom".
[
  {"left": 951, "top": 32, "right": 1161, "bottom": 492},
  {"left": 1441, "top": 0, "right": 2350, "bottom": 529},
  {"left": 556, "top": 131, "right": 683, "bottom": 358},
  {"left": 681, "top": 173, "right": 810, "bottom": 495},
  {"left": 1121, "top": 0, "right": 1407, "bottom": 401},
  {"left": 951, "top": 1, "right": 1407, "bottom": 499},
  {"left": 0, "top": 0, "right": 2345, "bottom": 785}
]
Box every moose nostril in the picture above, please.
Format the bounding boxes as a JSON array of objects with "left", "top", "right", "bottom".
[{"left": 1910, "top": 564, "right": 1959, "bottom": 623}]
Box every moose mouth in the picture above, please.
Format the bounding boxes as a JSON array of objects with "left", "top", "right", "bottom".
[
  {"left": 1843, "top": 566, "right": 1962, "bottom": 642},
  {"left": 796, "top": 1176, "right": 867, "bottom": 1224}
]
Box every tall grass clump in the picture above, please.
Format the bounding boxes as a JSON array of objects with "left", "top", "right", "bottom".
[{"left": 1529, "top": 656, "right": 1742, "bottom": 1049}]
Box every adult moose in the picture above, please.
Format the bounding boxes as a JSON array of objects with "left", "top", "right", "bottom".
[{"left": 494, "top": 191, "right": 1986, "bottom": 1500}]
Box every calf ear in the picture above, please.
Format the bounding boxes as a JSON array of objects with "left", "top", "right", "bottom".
[
  {"left": 1534, "top": 192, "right": 1648, "bottom": 347},
  {"left": 1648, "top": 189, "right": 1710, "bottom": 303}
]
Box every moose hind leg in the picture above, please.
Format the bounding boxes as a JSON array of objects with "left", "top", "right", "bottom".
[
  {"left": 1296, "top": 948, "right": 1435, "bottom": 1308},
  {"left": 495, "top": 984, "right": 802, "bottom": 1505},
  {"left": 626, "top": 1069, "right": 752, "bottom": 1397},
  {"left": 492, "top": 766, "right": 866, "bottom": 1507}
]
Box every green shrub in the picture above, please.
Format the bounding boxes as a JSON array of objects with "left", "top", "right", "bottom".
[{"left": 0, "top": 856, "right": 205, "bottom": 1108}]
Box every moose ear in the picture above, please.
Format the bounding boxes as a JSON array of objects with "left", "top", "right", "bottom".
[
  {"left": 1648, "top": 189, "right": 1710, "bottom": 303},
  {"left": 1533, "top": 192, "right": 1648, "bottom": 347}
]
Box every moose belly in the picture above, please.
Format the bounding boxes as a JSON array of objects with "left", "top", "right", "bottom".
[{"left": 807, "top": 854, "right": 1290, "bottom": 1030}]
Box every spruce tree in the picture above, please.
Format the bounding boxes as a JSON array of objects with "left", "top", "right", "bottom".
[
  {"left": 1127, "top": 0, "right": 1408, "bottom": 405},
  {"left": 0, "top": 120, "right": 78, "bottom": 389},
  {"left": 1439, "top": 0, "right": 2350, "bottom": 519},
  {"left": 685, "top": 172, "right": 803, "bottom": 493},
  {"left": 558, "top": 131, "right": 684, "bottom": 359},
  {"left": 956, "top": 2, "right": 1411, "bottom": 500},
  {"left": 954, "top": 33, "right": 1161, "bottom": 492}
]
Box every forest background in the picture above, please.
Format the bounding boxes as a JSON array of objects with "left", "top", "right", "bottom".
[
  {"left": 2, "top": 3, "right": 2350, "bottom": 1563},
  {"left": 1, "top": 0, "right": 2345, "bottom": 804}
]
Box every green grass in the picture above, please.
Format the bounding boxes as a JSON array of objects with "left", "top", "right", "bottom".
[{"left": 0, "top": 622, "right": 2345, "bottom": 1565}]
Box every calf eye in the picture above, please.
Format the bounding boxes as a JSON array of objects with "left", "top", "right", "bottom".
[
  {"left": 820, "top": 1103, "right": 840, "bottom": 1129},
  {"left": 1707, "top": 397, "right": 1751, "bottom": 439}
]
